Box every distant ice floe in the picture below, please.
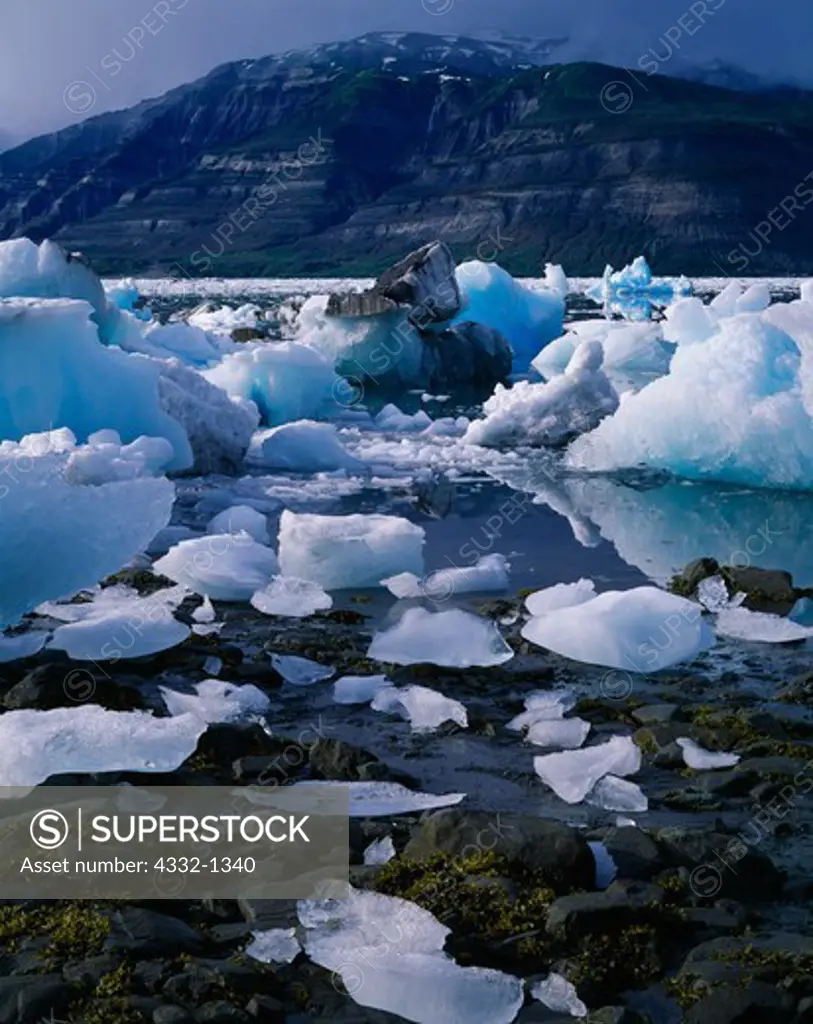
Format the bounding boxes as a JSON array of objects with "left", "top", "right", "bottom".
[
  {"left": 522, "top": 583, "right": 714, "bottom": 672},
  {"left": 207, "top": 504, "right": 270, "bottom": 545},
  {"left": 296, "top": 886, "right": 524, "bottom": 1024},
  {"left": 0, "top": 429, "right": 174, "bottom": 628},
  {"left": 278, "top": 510, "right": 425, "bottom": 591},
  {"left": 369, "top": 607, "right": 513, "bottom": 668}
]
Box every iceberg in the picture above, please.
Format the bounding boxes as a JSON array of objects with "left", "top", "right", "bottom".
[
  {"left": 567, "top": 314, "right": 813, "bottom": 490},
  {"left": 716, "top": 606, "right": 813, "bottom": 643},
  {"left": 522, "top": 586, "right": 714, "bottom": 672},
  {"left": 203, "top": 341, "right": 339, "bottom": 426},
  {"left": 525, "top": 579, "right": 597, "bottom": 616},
  {"left": 464, "top": 342, "right": 619, "bottom": 448},
  {"left": 533, "top": 321, "right": 671, "bottom": 378},
  {"left": 506, "top": 689, "right": 577, "bottom": 732},
  {"left": 154, "top": 533, "right": 279, "bottom": 601},
  {"left": 586, "top": 775, "right": 649, "bottom": 813},
  {"left": 249, "top": 420, "right": 364, "bottom": 473},
  {"left": 531, "top": 973, "right": 588, "bottom": 1018},
  {"left": 588, "top": 257, "right": 691, "bottom": 319},
  {"left": 370, "top": 684, "right": 468, "bottom": 732},
  {"left": 534, "top": 735, "right": 641, "bottom": 804},
  {"left": 246, "top": 928, "right": 302, "bottom": 965},
  {"left": 454, "top": 260, "right": 565, "bottom": 371},
  {"left": 278, "top": 511, "right": 425, "bottom": 591},
  {"left": 525, "top": 717, "right": 590, "bottom": 750},
  {"left": 207, "top": 505, "right": 270, "bottom": 545},
  {"left": 0, "top": 299, "right": 192, "bottom": 471},
  {"left": 0, "top": 430, "right": 174, "bottom": 627},
  {"left": 159, "top": 680, "right": 270, "bottom": 723},
  {"left": 369, "top": 607, "right": 514, "bottom": 668}
]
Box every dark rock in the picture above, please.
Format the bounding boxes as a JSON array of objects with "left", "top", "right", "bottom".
[
  {"left": 193, "top": 723, "right": 280, "bottom": 766},
  {"left": 545, "top": 880, "right": 665, "bottom": 939},
  {"left": 308, "top": 738, "right": 417, "bottom": 787},
  {"left": 231, "top": 327, "right": 266, "bottom": 343},
  {"left": 154, "top": 1007, "right": 195, "bottom": 1024},
  {"left": 600, "top": 827, "right": 665, "bottom": 880},
  {"left": 105, "top": 907, "right": 204, "bottom": 958},
  {"left": 245, "top": 995, "right": 285, "bottom": 1020},
  {"left": 721, "top": 565, "right": 797, "bottom": 614},
  {"left": 670, "top": 558, "right": 720, "bottom": 596},
  {"left": 405, "top": 809, "right": 596, "bottom": 892},
  {"left": 657, "top": 827, "right": 784, "bottom": 900},
  {"left": 630, "top": 704, "right": 683, "bottom": 726},
  {"left": 237, "top": 898, "right": 298, "bottom": 931},
  {"left": 685, "top": 981, "right": 790, "bottom": 1023},
  {"left": 0, "top": 974, "right": 73, "bottom": 1023},
  {"left": 326, "top": 291, "right": 400, "bottom": 317},
  {"left": 2, "top": 662, "right": 145, "bottom": 712},
  {"left": 63, "top": 953, "right": 123, "bottom": 987},
  {"left": 194, "top": 1002, "right": 251, "bottom": 1023}
]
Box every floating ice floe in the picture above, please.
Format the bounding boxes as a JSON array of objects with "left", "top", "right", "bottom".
[
  {"left": 677, "top": 737, "right": 740, "bottom": 770},
  {"left": 567, "top": 313, "right": 813, "bottom": 490},
  {"left": 154, "top": 533, "right": 278, "bottom": 601},
  {"left": 364, "top": 835, "right": 397, "bottom": 866},
  {"left": 454, "top": 260, "right": 565, "bottom": 371},
  {"left": 207, "top": 505, "right": 270, "bottom": 545},
  {"left": 369, "top": 607, "right": 513, "bottom": 668},
  {"left": 522, "top": 586, "right": 715, "bottom": 672},
  {"left": 249, "top": 420, "right": 365, "bottom": 472},
  {"left": 0, "top": 705, "right": 211, "bottom": 788},
  {"left": 246, "top": 928, "right": 301, "bottom": 965},
  {"left": 531, "top": 972, "right": 588, "bottom": 1018},
  {"left": 203, "top": 340, "right": 339, "bottom": 426},
  {"left": 250, "top": 576, "right": 333, "bottom": 618},
  {"left": 383, "top": 554, "right": 510, "bottom": 600},
  {"left": 278, "top": 510, "right": 425, "bottom": 591},
  {"left": 375, "top": 404, "right": 433, "bottom": 433},
  {"left": 534, "top": 735, "right": 641, "bottom": 804},
  {"left": 160, "top": 680, "right": 270, "bottom": 724},
  {"left": 525, "top": 579, "right": 597, "bottom": 617},
  {"left": 48, "top": 584, "right": 190, "bottom": 661},
  {"left": 332, "top": 674, "right": 392, "bottom": 705},
  {"left": 271, "top": 653, "right": 334, "bottom": 687},
  {"left": 292, "top": 780, "right": 465, "bottom": 818},
  {"left": 298, "top": 886, "right": 524, "bottom": 1024},
  {"left": 371, "top": 684, "right": 468, "bottom": 733},
  {"left": 525, "top": 717, "right": 590, "bottom": 750},
  {"left": 465, "top": 342, "right": 619, "bottom": 448},
  {"left": 586, "top": 775, "right": 649, "bottom": 813},
  {"left": 0, "top": 430, "right": 174, "bottom": 628},
  {"left": 715, "top": 606, "right": 813, "bottom": 644}
]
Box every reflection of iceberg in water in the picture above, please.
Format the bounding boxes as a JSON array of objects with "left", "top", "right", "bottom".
[{"left": 486, "top": 463, "right": 813, "bottom": 588}]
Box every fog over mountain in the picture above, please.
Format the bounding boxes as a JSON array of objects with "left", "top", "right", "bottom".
[{"left": 0, "top": 0, "right": 808, "bottom": 142}]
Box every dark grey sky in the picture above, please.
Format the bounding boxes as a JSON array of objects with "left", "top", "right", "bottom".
[{"left": 0, "top": 0, "right": 807, "bottom": 143}]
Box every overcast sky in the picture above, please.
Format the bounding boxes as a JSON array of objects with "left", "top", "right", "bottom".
[{"left": 0, "top": 0, "right": 807, "bottom": 144}]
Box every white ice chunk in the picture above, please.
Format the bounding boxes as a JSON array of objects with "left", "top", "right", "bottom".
[
  {"left": 298, "top": 886, "right": 524, "bottom": 1024},
  {"left": 333, "top": 674, "right": 392, "bottom": 705},
  {"left": 292, "top": 780, "right": 465, "bottom": 818},
  {"left": 677, "top": 737, "right": 741, "bottom": 770},
  {"left": 525, "top": 578, "right": 597, "bottom": 616},
  {"left": 715, "top": 606, "right": 813, "bottom": 643},
  {"left": 0, "top": 705, "right": 210, "bottom": 788},
  {"left": 586, "top": 775, "right": 649, "bottom": 813},
  {"left": 465, "top": 342, "right": 618, "bottom": 448},
  {"left": 525, "top": 717, "right": 590, "bottom": 750},
  {"left": 531, "top": 973, "right": 588, "bottom": 1018},
  {"left": 246, "top": 928, "right": 301, "bottom": 965},
  {"left": 193, "top": 596, "right": 216, "bottom": 624},
  {"left": 160, "top": 680, "right": 270, "bottom": 724},
  {"left": 154, "top": 533, "right": 278, "bottom": 601},
  {"left": 250, "top": 577, "right": 333, "bottom": 618},
  {"left": 697, "top": 575, "right": 731, "bottom": 613},
  {"left": 278, "top": 510, "right": 424, "bottom": 591},
  {"left": 369, "top": 607, "right": 513, "bottom": 668},
  {"left": 383, "top": 554, "right": 509, "bottom": 600},
  {"left": 534, "top": 735, "right": 641, "bottom": 804},
  {"left": 506, "top": 689, "right": 576, "bottom": 732},
  {"left": 371, "top": 684, "right": 468, "bottom": 732},
  {"left": 364, "top": 835, "right": 396, "bottom": 865},
  {"left": 375, "top": 404, "right": 433, "bottom": 433},
  {"left": 522, "top": 586, "right": 714, "bottom": 672},
  {"left": 208, "top": 505, "right": 270, "bottom": 545},
  {"left": 250, "top": 420, "right": 365, "bottom": 473},
  {"left": 271, "top": 653, "right": 333, "bottom": 686}
]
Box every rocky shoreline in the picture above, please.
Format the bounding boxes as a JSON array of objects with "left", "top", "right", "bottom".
[{"left": 1, "top": 561, "right": 812, "bottom": 1024}]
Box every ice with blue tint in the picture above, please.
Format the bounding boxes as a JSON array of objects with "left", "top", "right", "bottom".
[
  {"left": 0, "top": 430, "right": 174, "bottom": 627},
  {"left": 105, "top": 279, "right": 152, "bottom": 321},
  {"left": 533, "top": 320, "right": 671, "bottom": 378},
  {"left": 0, "top": 299, "right": 193, "bottom": 471},
  {"left": 250, "top": 420, "right": 365, "bottom": 473},
  {"left": 453, "top": 261, "right": 565, "bottom": 370},
  {"left": 203, "top": 341, "right": 339, "bottom": 426},
  {"left": 567, "top": 314, "right": 813, "bottom": 490},
  {"left": 588, "top": 257, "right": 692, "bottom": 320}
]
